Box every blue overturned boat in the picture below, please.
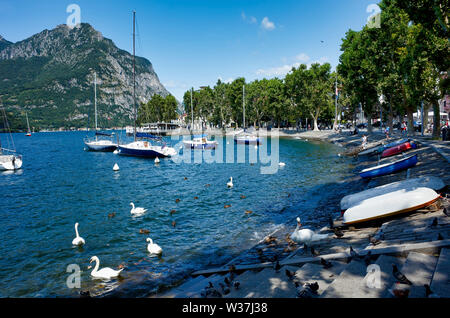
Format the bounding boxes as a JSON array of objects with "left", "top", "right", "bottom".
[{"left": 359, "top": 154, "right": 418, "bottom": 179}]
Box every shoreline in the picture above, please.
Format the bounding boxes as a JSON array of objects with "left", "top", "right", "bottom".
[{"left": 155, "top": 130, "right": 449, "bottom": 298}]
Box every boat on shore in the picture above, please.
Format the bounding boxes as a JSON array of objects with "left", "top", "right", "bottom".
[
  {"left": 381, "top": 141, "right": 416, "bottom": 158},
  {"left": 358, "top": 138, "right": 410, "bottom": 157},
  {"left": 343, "top": 187, "right": 440, "bottom": 224},
  {"left": 359, "top": 154, "right": 418, "bottom": 179},
  {"left": 340, "top": 175, "right": 445, "bottom": 210},
  {"left": 183, "top": 134, "right": 218, "bottom": 149}
]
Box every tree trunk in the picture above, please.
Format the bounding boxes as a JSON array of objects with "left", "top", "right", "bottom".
[
  {"left": 406, "top": 108, "right": 415, "bottom": 136},
  {"left": 366, "top": 113, "right": 373, "bottom": 134},
  {"left": 423, "top": 103, "right": 430, "bottom": 134},
  {"left": 432, "top": 101, "right": 441, "bottom": 139},
  {"left": 313, "top": 116, "right": 319, "bottom": 131}
]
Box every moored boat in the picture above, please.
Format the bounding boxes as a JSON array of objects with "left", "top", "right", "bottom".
[
  {"left": 359, "top": 154, "right": 418, "bottom": 179},
  {"left": 84, "top": 132, "right": 118, "bottom": 152},
  {"left": 340, "top": 175, "right": 445, "bottom": 210},
  {"left": 183, "top": 134, "right": 218, "bottom": 149},
  {"left": 0, "top": 106, "right": 22, "bottom": 171},
  {"left": 343, "top": 187, "right": 440, "bottom": 224},
  {"left": 118, "top": 133, "right": 177, "bottom": 158},
  {"left": 381, "top": 141, "right": 416, "bottom": 158}
]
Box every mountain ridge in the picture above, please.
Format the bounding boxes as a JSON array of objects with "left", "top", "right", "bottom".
[{"left": 0, "top": 23, "right": 171, "bottom": 130}]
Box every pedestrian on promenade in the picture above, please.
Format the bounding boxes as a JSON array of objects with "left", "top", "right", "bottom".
[
  {"left": 362, "top": 135, "right": 368, "bottom": 149},
  {"left": 385, "top": 126, "right": 390, "bottom": 139}
]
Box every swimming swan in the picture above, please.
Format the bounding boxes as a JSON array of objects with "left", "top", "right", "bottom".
[
  {"left": 130, "top": 202, "right": 147, "bottom": 215},
  {"left": 227, "top": 177, "right": 233, "bottom": 188},
  {"left": 290, "top": 217, "right": 329, "bottom": 244},
  {"left": 146, "top": 238, "right": 163, "bottom": 255},
  {"left": 72, "top": 222, "right": 85, "bottom": 246},
  {"left": 89, "top": 256, "right": 123, "bottom": 280}
]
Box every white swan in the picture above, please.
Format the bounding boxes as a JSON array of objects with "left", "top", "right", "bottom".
[
  {"left": 89, "top": 256, "right": 123, "bottom": 280},
  {"left": 227, "top": 177, "right": 233, "bottom": 188},
  {"left": 279, "top": 162, "right": 286, "bottom": 167},
  {"left": 290, "top": 217, "right": 329, "bottom": 244},
  {"left": 146, "top": 238, "right": 163, "bottom": 255},
  {"left": 72, "top": 222, "right": 85, "bottom": 246},
  {"left": 130, "top": 202, "right": 147, "bottom": 215}
]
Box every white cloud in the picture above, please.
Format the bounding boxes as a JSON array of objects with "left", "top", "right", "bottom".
[
  {"left": 256, "top": 63, "right": 301, "bottom": 77},
  {"left": 295, "top": 53, "right": 310, "bottom": 63},
  {"left": 255, "top": 54, "right": 330, "bottom": 78},
  {"left": 261, "top": 17, "right": 275, "bottom": 31},
  {"left": 242, "top": 11, "right": 257, "bottom": 24}
]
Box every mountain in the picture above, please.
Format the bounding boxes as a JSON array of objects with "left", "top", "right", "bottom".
[{"left": 0, "top": 23, "right": 171, "bottom": 130}]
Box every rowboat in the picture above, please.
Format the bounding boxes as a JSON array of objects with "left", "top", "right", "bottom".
[
  {"left": 359, "top": 154, "right": 418, "bottom": 179},
  {"left": 343, "top": 187, "right": 440, "bottom": 225},
  {"left": 381, "top": 141, "right": 416, "bottom": 158},
  {"left": 340, "top": 175, "right": 445, "bottom": 210}
]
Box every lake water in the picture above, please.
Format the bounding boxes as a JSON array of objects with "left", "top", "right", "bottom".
[{"left": 0, "top": 131, "right": 350, "bottom": 297}]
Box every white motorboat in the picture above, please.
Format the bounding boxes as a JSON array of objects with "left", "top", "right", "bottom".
[
  {"left": 343, "top": 187, "right": 440, "bottom": 225},
  {"left": 340, "top": 176, "right": 445, "bottom": 210}
]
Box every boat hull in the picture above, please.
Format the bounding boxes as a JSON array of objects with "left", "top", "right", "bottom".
[
  {"left": 340, "top": 175, "right": 445, "bottom": 210},
  {"left": 343, "top": 187, "right": 440, "bottom": 224},
  {"left": 359, "top": 155, "right": 418, "bottom": 179},
  {"left": 0, "top": 155, "right": 23, "bottom": 171},
  {"left": 381, "top": 141, "right": 415, "bottom": 158},
  {"left": 183, "top": 142, "right": 217, "bottom": 149},
  {"left": 84, "top": 141, "right": 118, "bottom": 152},
  {"left": 118, "top": 141, "right": 177, "bottom": 158}
]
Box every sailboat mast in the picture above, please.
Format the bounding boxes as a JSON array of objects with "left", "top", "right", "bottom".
[
  {"left": 94, "top": 72, "right": 97, "bottom": 132},
  {"left": 26, "top": 112, "right": 30, "bottom": 133},
  {"left": 133, "top": 10, "right": 136, "bottom": 141},
  {"left": 191, "top": 88, "right": 193, "bottom": 130},
  {"left": 243, "top": 84, "right": 245, "bottom": 130}
]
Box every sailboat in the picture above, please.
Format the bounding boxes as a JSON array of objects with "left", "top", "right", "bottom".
[
  {"left": 84, "top": 72, "right": 118, "bottom": 152},
  {"left": 0, "top": 105, "right": 23, "bottom": 171},
  {"left": 117, "top": 11, "right": 177, "bottom": 159},
  {"left": 25, "top": 112, "right": 31, "bottom": 136},
  {"left": 234, "top": 85, "right": 261, "bottom": 145}
]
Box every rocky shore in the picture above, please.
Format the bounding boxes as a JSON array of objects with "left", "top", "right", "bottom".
[{"left": 154, "top": 129, "right": 449, "bottom": 298}]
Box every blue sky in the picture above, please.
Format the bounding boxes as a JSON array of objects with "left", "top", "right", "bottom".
[{"left": 0, "top": 0, "right": 378, "bottom": 100}]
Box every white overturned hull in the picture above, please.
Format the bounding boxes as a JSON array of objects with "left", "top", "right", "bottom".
[
  {"left": 343, "top": 187, "right": 440, "bottom": 225},
  {"left": 0, "top": 155, "right": 23, "bottom": 171},
  {"left": 84, "top": 140, "right": 118, "bottom": 152},
  {"left": 340, "top": 176, "right": 445, "bottom": 210}
]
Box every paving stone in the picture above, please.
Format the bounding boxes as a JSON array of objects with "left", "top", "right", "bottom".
[{"left": 430, "top": 248, "right": 450, "bottom": 297}]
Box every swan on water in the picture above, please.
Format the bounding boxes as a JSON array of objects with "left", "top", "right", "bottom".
[
  {"left": 113, "top": 163, "right": 119, "bottom": 171},
  {"left": 279, "top": 162, "right": 286, "bottom": 167},
  {"left": 290, "top": 217, "right": 329, "bottom": 244},
  {"left": 72, "top": 222, "right": 85, "bottom": 246},
  {"left": 146, "top": 238, "right": 163, "bottom": 255},
  {"left": 227, "top": 177, "right": 233, "bottom": 188},
  {"left": 89, "top": 256, "right": 123, "bottom": 280},
  {"left": 130, "top": 202, "right": 147, "bottom": 215}
]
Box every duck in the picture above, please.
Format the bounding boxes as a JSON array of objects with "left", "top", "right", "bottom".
[
  {"left": 72, "top": 222, "right": 85, "bottom": 246},
  {"left": 107, "top": 212, "right": 116, "bottom": 218},
  {"left": 224, "top": 204, "right": 232, "bottom": 209},
  {"left": 139, "top": 228, "right": 150, "bottom": 234},
  {"left": 130, "top": 202, "right": 147, "bottom": 215},
  {"left": 146, "top": 238, "right": 163, "bottom": 255},
  {"left": 89, "top": 256, "right": 123, "bottom": 280},
  {"left": 290, "top": 217, "right": 330, "bottom": 244},
  {"left": 227, "top": 177, "right": 233, "bottom": 188}
]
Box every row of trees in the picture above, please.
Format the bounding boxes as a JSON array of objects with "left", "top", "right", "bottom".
[
  {"left": 338, "top": 0, "right": 449, "bottom": 137},
  {"left": 181, "top": 63, "right": 337, "bottom": 131},
  {"left": 138, "top": 0, "right": 448, "bottom": 136},
  {"left": 137, "top": 94, "right": 178, "bottom": 124}
]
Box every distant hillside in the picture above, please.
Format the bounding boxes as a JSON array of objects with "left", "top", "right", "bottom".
[{"left": 0, "top": 23, "right": 171, "bottom": 131}]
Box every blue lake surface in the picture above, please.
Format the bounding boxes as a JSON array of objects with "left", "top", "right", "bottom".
[{"left": 0, "top": 131, "right": 351, "bottom": 297}]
